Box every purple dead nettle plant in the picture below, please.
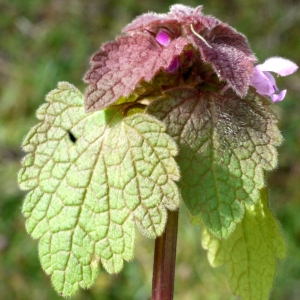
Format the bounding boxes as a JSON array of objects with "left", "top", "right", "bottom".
[
  {"left": 19, "top": 3, "right": 298, "bottom": 299},
  {"left": 82, "top": 4, "right": 297, "bottom": 298}
]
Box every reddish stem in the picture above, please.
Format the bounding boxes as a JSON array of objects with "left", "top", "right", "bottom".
[{"left": 152, "top": 210, "right": 179, "bottom": 300}]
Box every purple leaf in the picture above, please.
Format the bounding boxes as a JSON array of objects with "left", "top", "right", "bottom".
[
  {"left": 84, "top": 4, "right": 257, "bottom": 112},
  {"left": 84, "top": 34, "right": 189, "bottom": 112},
  {"left": 122, "top": 4, "right": 195, "bottom": 33},
  {"left": 188, "top": 22, "right": 257, "bottom": 97},
  {"left": 123, "top": 13, "right": 171, "bottom": 33}
]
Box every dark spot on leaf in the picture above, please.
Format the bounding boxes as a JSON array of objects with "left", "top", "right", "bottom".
[{"left": 67, "top": 131, "right": 77, "bottom": 143}]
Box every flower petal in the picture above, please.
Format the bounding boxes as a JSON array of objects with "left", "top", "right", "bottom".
[
  {"left": 263, "top": 71, "right": 278, "bottom": 92},
  {"left": 166, "top": 56, "right": 181, "bottom": 73},
  {"left": 257, "top": 57, "right": 298, "bottom": 76},
  {"left": 250, "top": 69, "right": 274, "bottom": 96},
  {"left": 156, "top": 30, "right": 171, "bottom": 46},
  {"left": 271, "top": 89, "right": 287, "bottom": 103}
]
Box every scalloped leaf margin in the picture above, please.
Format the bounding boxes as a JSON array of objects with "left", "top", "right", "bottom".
[
  {"left": 18, "top": 82, "right": 181, "bottom": 296},
  {"left": 147, "top": 88, "right": 282, "bottom": 238}
]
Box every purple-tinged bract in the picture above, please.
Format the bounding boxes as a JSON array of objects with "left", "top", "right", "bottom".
[{"left": 84, "top": 4, "right": 257, "bottom": 112}]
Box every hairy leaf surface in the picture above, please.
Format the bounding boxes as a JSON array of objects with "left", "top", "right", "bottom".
[
  {"left": 85, "top": 5, "right": 256, "bottom": 113},
  {"left": 84, "top": 34, "right": 188, "bottom": 112},
  {"left": 18, "top": 82, "right": 180, "bottom": 296},
  {"left": 147, "top": 88, "right": 282, "bottom": 238},
  {"left": 124, "top": 4, "right": 256, "bottom": 96},
  {"left": 202, "top": 188, "right": 286, "bottom": 300}
]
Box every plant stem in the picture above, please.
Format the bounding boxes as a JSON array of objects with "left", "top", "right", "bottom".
[{"left": 152, "top": 210, "right": 179, "bottom": 300}]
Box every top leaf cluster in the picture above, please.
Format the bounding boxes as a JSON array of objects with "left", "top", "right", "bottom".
[{"left": 84, "top": 4, "right": 256, "bottom": 112}]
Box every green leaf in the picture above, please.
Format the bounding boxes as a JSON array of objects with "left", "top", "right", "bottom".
[
  {"left": 147, "top": 88, "right": 282, "bottom": 238},
  {"left": 201, "top": 188, "right": 286, "bottom": 300},
  {"left": 18, "top": 82, "right": 180, "bottom": 297}
]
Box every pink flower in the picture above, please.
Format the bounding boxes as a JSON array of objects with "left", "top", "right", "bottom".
[
  {"left": 156, "top": 30, "right": 171, "bottom": 46},
  {"left": 250, "top": 57, "right": 298, "bottom": 102},
  {"left": 166, "top": 56, "right": 181, "bottom": 73}
]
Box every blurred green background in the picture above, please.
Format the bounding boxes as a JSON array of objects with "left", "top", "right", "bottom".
[{"left": 0, "top": 0, "right": 299, "bottom": 299}]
